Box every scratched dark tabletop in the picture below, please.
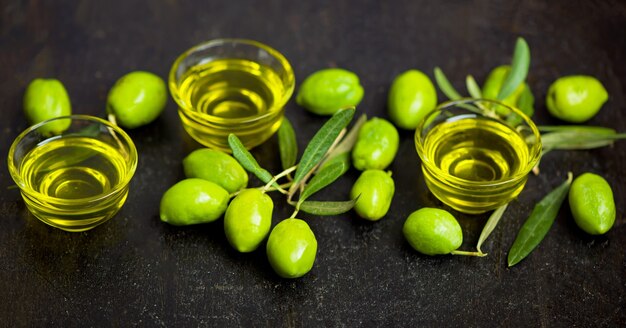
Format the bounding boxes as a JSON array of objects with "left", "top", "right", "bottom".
[{"left": 0, "top": 1, "right": 624, "bottom": 326}]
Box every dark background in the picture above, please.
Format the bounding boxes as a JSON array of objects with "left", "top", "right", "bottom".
[{"left": 1, "top": 0, "right": 624, "bottom": 326}]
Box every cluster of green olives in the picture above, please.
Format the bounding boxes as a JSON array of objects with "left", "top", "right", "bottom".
[
  {"left": 23, "top": 71, "right": 167, "bottom": 132},
  {"left": 160, "top": 148, "right": 317, "bottom": 278}
]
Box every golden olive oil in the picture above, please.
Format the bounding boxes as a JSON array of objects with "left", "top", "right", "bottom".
[
  {"left": 178, "top": 58, "right": 285, "bottom": 118},
  {"left": 421, "top": 117, "right": 530, "bottom": 213},
  {"left": 175, "top": 58, "right": 287, "bottom": 150},
  {"left": 18, "top": 136, "right": 129, "bottom": 230}
]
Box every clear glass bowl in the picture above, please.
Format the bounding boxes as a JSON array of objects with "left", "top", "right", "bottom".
[
  {"left": 8, "top": 115, "right": 138, "bottom": 231},
  {"left": 169, "top": 39, "right": 295, "bottom": 151},
  {"left": 415, "top": 99, "right": 542, "bottom": 214}
]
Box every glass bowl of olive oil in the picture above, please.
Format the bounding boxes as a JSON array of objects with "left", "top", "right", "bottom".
[
  {"left": 8, "top": 115, "right": 138, "bottom": 231},
  {"left": 415, "top": 99, "right": 542, "bottom": 214},
  {"left": 169, "top": 39, "right": 295, "bottom": 151}
]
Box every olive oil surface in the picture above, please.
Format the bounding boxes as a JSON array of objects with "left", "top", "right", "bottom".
[
  {"left": 177, "top": 58, "right": 285, "bottom": 119},
  {"left": 423, "top": 117, "right": 529, "bottom": 182},
  {"left": 20, "top": 136, "right": 127, "bottom": 200}
]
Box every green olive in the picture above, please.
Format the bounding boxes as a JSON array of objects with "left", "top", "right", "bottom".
[
  {"left": 350, "top": 169, "right": 395, "bottom": 221},
  {"left": 296, "top": 68, "right": 364, "bottom": 115},
  {"left": 183, "top": 148, "right": 248, "bottom": 194},
  {"left": 106, "top": 71, "right": 167, "bottom": 129},
  {"left": 266, "top": 218, "right": 317, "bottom": 278},
  {"left": 352, "top": 117, "right": 399, "bottom": 170},
  {"left": 23, "top": 78, "right": 72, "bottom": 135},
  {"left": 159, "top": 178, "right": 229, "bottom": 226},
  {"left": 402, "top": 208, "right": 463, "bottom": 255},
  {"left": 546, "top": 75, "right": 608, "bottom": 123},
  {"left": 387, "top": 69, "right": 437, "bottom": 129},
  {"left": 224, "top": 189, "right": 273, "bottom": 252},
  {"left": 569, "top": 173, "right": 615, "bottom": 235}
]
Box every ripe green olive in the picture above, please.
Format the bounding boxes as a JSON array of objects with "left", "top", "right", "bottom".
[
  {"left": 296, "top": 68, "right": 364, "bottom": 115},
  {"left": 23, "top": 78, "right": 72, "bottom": 135},
  {"left": 569, "top": 173, "right": 616, "bottom": 235},
  {"left": 546, "top": 75, "right": 608, "bottom": 123},
  {"left": 106, "top": 71, "right": 167, "bottom": 129},
  {"left": 350, "top": 169, "right": 395, "bottom": 221},
  {"left": 159, "top": 178, "right": 229, "bottom": 226},
  {"left": 183, "top": 148, "right": 248, "bottom": 194},
  {"left": 224, "top": 189, "right": 273, "bottom": 252},
  {"left": 266, "top": 218, "right": 317, "bottom": 278},
  {"left": 402, "top": 208, "right": 463, "bottom": 255},
  {"left": 387, "top": 69, "right": 437, "bottom": 129},
  {"left": 352, "top": 117, "right": 399, "bottom": 170}
]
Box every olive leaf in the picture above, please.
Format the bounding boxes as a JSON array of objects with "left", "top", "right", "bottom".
[
  {"left": 465, "top": 75, "right": 483, "bottom": 99},
  {"left": 277, "top": 117, "right": 298, "bottom": 171},
  {"left": 537, "top": 125, "right": 616, "bottom": 133},
  {"left": 476, "top": 203, "right": 508, "bottom": 254},
  {"left": 497, "top": 37, "right": 530, "bottom": 100},
  {"left": 228, "top": 134, "right": 275, "bottom": 185},
  {"left": 434, "top": 67, "right": 462, "bottom": 100},
  {"left": 507, "top": 173, "right": 573, "bottom": 267},
  {"left": 517, "top": 84, "right": 535, "bottom": 118},
  {"left": 298, "top": 199, "right": 358, "bottom": 216},
  {"left": 291, "top": 107, "right": 355, "bottom": 187},
  {"left": 299, "top": 157, "right": 350, "bottom": 204},
  {"left": 318, "top": 114, "right": 366, "bottom": 169},
  {"left": 540, "top": 129, "right": 626, "bottom": 150}
]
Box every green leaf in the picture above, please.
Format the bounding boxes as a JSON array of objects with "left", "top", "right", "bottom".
[
  {"left": 292, "top": 108, "right": 355, "bottom": 186},
  {"left": 507, "top": 173, "right": 573, "bottom": 267},
  {"left": 228, "top": 134, "right": 274, "bottom": 185},
  {"left": 277, "top": 118, "right": 298, "bottom": 171},
  {"left": 476, "top": 203, "right": 508, "bottom": 254},
  {"left": 540, "top": 130, "right": 626, "bottom": 150},
  {"left": 517, "top": 85, "right": 535, "bottom": 118},
  {"left": 299, "top": 157, "right": 350, "bottom": 203},
  {"left": 466, "top": 75, "right": 482, "bottom": 99},
  {"left": 434, "top": 67, "right": 462, "bottom": 100},
  {"left": 322, "top": 114, "right": 367, "bottom": 164},
  {"left": 298, "top": 199, "right": 358, "bottom": 216},
  {"left": 497, "top": 37, "right": 530, "bottom": 100},
  {"left": 537, "top": 125, "right": 615, "bottom": 133}
]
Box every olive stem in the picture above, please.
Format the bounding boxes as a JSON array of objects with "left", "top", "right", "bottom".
[
  {"left": 532, "top": 149, "right": 551, "bottom": 176},
  {"left": 451, "top": 250, "right": 488, "bottom": 257},
  {"left": 262, "top": 166, "right": 297, "bottom": 193},
  {"left": 288, "top": 207, "right": 299, "bottom": 219},
  {"left": 228, "top": 182, "right": 292, "bottom": 198}
]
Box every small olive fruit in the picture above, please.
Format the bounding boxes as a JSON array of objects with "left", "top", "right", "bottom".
[
  {"left": 107, "top": 71, "right": 167, "bottom": 129},
  {"left": 160, "top": 178, "right": 229, "bottom": 226},
  {"left": 266, "top": 218, "right": 317, "bottom": 278},
  {"left": 224, "top": 189, "right": 273, "bottom": 252},
  {"left": 352, "top": 117, "right": 399, "bottom": 170},
  {"left": 403, "top": 208, "right": 463, "bottom": 255},
  {"left": 569, "top": 173, "right": 616, "bottom": 235},
  {"left": 546, "top": 75, "right": 608, "bottom": 123},
  {"left": 23, "top": 78, "right": 72, "bottom": 135},
  {"left": 350, "top": 169, "right": 395, "bottom": 221},
  {"left": 296, "top": 68, "right": 364, "bottom": 115},
  {"left": 387, "top": 69, "right": 437, "bottom": 129},
  {"left": 183, "top": 148, "right": 248, "bottom": 194}
]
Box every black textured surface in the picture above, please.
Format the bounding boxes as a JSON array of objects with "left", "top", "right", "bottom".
[{"left": 1, "top": 1, "right": 625, "bottom": 326}]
